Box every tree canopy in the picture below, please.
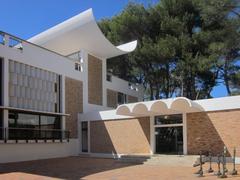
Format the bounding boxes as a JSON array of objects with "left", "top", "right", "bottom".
[{"left": 99, "top": 0, "right": 240, "bottom": 100}]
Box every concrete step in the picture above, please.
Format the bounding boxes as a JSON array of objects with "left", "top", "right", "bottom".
[
  {"left": 117, "top": 154, "right": 199, "bottom": 166},
  {"left": 118, "top": 155, "right": 151, "bottom": 163},
  {"left": 144, "top": 155, "right": 199, "bottom": 167}
]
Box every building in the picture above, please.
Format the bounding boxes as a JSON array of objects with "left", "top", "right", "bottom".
[{"left": 0, "top": 8, "right": 240, "bottom": 163}]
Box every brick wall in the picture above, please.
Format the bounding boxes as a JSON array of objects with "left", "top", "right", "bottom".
[
  {"left": 187, "top": 109, "right": 240, "bottom": 156},
  {"left": 128, "top": 95, "right": 138, "bottom": 103},
  {"left": 65, "top": 77, "right": 83, "bottom": 138},
  {"left": 107, "top": 89, "right": 117, "bottom": 108},
  {"left": 88, "top": 54, "right": 102, "bottom": 105},
  {"left": 90, "top": 117, "right": 151, "bottom": 154}
]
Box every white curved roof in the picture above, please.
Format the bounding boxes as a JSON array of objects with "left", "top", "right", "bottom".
[
  {"left": 116, "top": 97, "right": 204, "bottom": 116},
  {"left": 28, "top": 9, "right": 137, "bottom": 59}
]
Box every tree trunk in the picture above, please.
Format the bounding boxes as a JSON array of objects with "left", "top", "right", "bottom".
[{"left": 224, "top": 60, "right": 232, "bottom": 96}]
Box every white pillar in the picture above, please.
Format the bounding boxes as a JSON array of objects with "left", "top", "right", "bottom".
[
  {"left": 150, "top": 116, "right": 155, "bottom": 155},
  {"left": 81, "top": 50, "right": 88, "bottom": 113},
  {"left": 102, "top": 59, "right": 107, "bottom": 107},
  {"left": 88, "top": 121, "right": 91, "bottom": 153},
  {"left": 183, "top": 113, "right": 188, "bottom": 155},
  {"left": 3, "top": 58, "right": 9, "bottom": 139},
  {"left": 60, "top": 75, "right": 66, "bottom": 131},
  {"left": 4, "top": 34, "right": 9, "bottom": 47}
]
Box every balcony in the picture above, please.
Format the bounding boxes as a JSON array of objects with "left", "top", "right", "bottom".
[
  {"left": 106, "top": 73, "right": 144, "bottom": 97},
  {"left": 0, "top": 127, "right": 70, "bottom": 143}
]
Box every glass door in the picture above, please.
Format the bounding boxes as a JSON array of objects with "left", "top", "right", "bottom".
[
  {"left": 155, "top": 126, "right": 183, "bottom": 154},
  {"left": 81, "top": 122, "right": 88, "bottom": 152}
]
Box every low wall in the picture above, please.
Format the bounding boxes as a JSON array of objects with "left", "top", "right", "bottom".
[
  {"left": 187, "top": 109, "right": 240, "bottom": 157},
  {"left": 90, "top": 117, "right": 151, "bottom": 155},
  {"left": 0, "top": 139, "right": 79, "bottom": 163}
]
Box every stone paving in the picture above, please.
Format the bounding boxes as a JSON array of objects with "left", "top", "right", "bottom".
[{"left": 0, "top": 156, "right": 240, "bottom": 180}]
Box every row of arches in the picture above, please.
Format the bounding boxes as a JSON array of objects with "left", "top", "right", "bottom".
[{"left": 116, "top": 97, "right": 204, "bottom": 116}]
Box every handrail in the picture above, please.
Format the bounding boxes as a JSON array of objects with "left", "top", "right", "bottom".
[
  {"left": 0, "top": 31, "right": 74, "bottom": 62},
  {"left": 0, "top": 127, "right": 70, "bottom": 143}
]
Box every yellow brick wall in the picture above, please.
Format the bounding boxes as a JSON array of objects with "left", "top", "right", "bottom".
[
  {"left": 128, "top": 95, "right": 138, "bottom": 103},
  {"left": 90, "top": 117, "right": 151, "bottom": 155},
  {"left": 187, "top": 109, "right": 240, "bottom": 156},
  {"left": 107, "top": 89, "right": 118, "bottom": 108},
  {"left": 88, "top": 54, "right": 102, "bottom": 105},
  {"left": 65, "top": 77, "right": 83, "bottom": 138}
]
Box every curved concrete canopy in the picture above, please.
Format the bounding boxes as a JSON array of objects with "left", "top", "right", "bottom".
[
  {"left": 116, "top": 97, "right": 204, "bottom": 116},
  {"left": 28, "top": 9, "right": 137, "bottom": 59},
  {"left": 170, "top": 97, "right": 204, "bottom": 112},
  {"left": 132, "top": 103, "right": 149, "bottom": 115}
]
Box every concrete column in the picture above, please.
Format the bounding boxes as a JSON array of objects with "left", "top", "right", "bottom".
[
  {"left": 88, "top": 121, "right": 91, "bottom": 153},
  {"left": 150, "top": 116, "right": 155, "bottom": 155},
  {"left": 4, "top": 34, "right": 9, "bottom": 47},
  {"left": 3, "top": 58, "right": 9, "bottom": 139},
  {"left": 3, "top": 58, "right": 9, "bottom": 107},
  {"left": 183, "top": 113, "right": 188, "bottom": 155},
  {"left": 60, "top": 75, "right": 66, "bottom": 131},
  {"left": 82, "top": 50, "right": 88, "bottom": 113},
  {"left": 102, "top": 59, "right": 107, "bottom": 107}
]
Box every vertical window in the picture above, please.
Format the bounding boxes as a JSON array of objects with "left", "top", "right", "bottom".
[
  {"left": 117, "top": 92, "right": 127, "bottom": 105},
  {"left": 0, "top": 58, "right": 2, "bottom": 106},
  {"left": 81, "top": 122, "right": 88, "bottom": 152}
]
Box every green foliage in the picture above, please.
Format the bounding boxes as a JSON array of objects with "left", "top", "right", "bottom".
[{"left": 98, "top": 0, "right": 240, "bottom": 100}]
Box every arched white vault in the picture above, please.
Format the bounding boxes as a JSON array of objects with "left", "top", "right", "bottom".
[
  {"left": 116, "top": 97, "right": 204, "bottom": 116},
  {"left": 28, "top": 9, "right": 137, "bottom": 59}
]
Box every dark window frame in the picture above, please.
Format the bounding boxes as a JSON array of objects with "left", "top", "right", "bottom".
[
  {"left": 154, "top": 114, "right": 183, "bottom": 125},
  {"left": 8, "top": 111, "right": 61, "bottom": 130}
]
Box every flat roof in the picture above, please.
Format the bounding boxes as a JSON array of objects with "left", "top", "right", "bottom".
[
  {"left": 28, "top": 9, "right": 137, "bottom": 59},
  {"left": 80, "top": 95, "right": 240, "bottom": 121}
]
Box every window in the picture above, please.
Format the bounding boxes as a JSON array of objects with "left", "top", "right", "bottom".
[
  {"left": 0, "top": 33, "right": 4, "bottom": 45},
  {"left": 9, "top": 37, "right": 23, "bottom": 50},
  {"left": 0, "top": 110, "right": 3, "bottom": 127},
  {"left": 9, "top": 112, "right": 40, "bottom": 129},
  {"left": 8, "top": 111, "right": 61, "bottom": 129},
  {"left": 106, "top": 74, "right": 112, "bottom": 82},
  {"left": 40, "top": 115, "right": 61, "bottom": 130},
  {"left": 81, "top": 122, "right": 88, "bottom": 152},
  {"left": 154, "top": 114, "right": 182, "bottom": 125},
  {"left": 0, "top": 110, "right": 3, "bottom": 139},
  {"left": 0, "top": 58, "right": 2, "bottom": 106},
  {"left": 117, "top": 92, "right": 127, "bottom": 105},
  {"left": 75, "top": 63, "right": 82, "bottom": 72}
]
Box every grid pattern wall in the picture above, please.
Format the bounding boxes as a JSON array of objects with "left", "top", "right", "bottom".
[{"left": 8, "top": 60, "right": 59, "bottom": 112}]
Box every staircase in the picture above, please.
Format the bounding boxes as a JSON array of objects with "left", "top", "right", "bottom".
[{"left": 118, "top": 154, "right": 199, "bottom": 167}]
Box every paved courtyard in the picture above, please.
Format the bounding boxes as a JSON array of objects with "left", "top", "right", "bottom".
[{"left": 0, "top": 157, "right": 240, "bottom": 180}]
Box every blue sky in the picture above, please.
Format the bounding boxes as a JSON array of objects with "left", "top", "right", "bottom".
[{"left": 0, "top": 0, "right": 228, "bottom": 97}]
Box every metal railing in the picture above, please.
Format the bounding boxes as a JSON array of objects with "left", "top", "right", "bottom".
[{"left": 0, "top": 127, "right": 70, "bottom": 143}]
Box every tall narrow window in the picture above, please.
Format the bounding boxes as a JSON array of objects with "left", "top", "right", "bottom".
[
  {"left": 117, "top": 92, "right": 127, "bottom": 105},
  {"left": 0, "top": 58, "right": 2, "bottom": 106},
  {"left": 81, "top": 122, "right": 88, "bottom": 152},
  {"left": 0, "top": 110, "right": 2, "bottom": 139}
]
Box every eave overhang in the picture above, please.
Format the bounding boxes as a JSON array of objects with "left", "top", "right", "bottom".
[{"left": 28, "top": 8, "right": 137, "bottom": 59}]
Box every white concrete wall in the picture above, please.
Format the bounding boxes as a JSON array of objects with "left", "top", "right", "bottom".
[
  {"left": 105, "top": 75, "right": 144, "bottom": 101},
  {"left": 0, "top": 139, "right": 79, "bottom": 163},
  {"left": 0, "top": 38, "right": 83, "bottom": 82}
]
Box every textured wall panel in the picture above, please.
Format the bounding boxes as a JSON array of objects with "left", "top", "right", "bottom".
[
  {"left": 9, "top": 60, "right": 60, "bottom": 112},
  {"left": 88, "top": 54, "right": 102, "bottom": 105},
  {"left": 65, "top": 77, "right": 83, "bottom": 138}
]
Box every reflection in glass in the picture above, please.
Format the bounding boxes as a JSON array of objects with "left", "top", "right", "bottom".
[{"left": 154, "top": 114, "right": 182, "bottom": 125}]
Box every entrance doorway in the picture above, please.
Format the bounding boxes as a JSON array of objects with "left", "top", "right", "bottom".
[
  {"left": 154, "top": 114, "right": 183, "bottom": 155},
  {"left": 155, "top": 126, "right": 183, "bottom": 154}
]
